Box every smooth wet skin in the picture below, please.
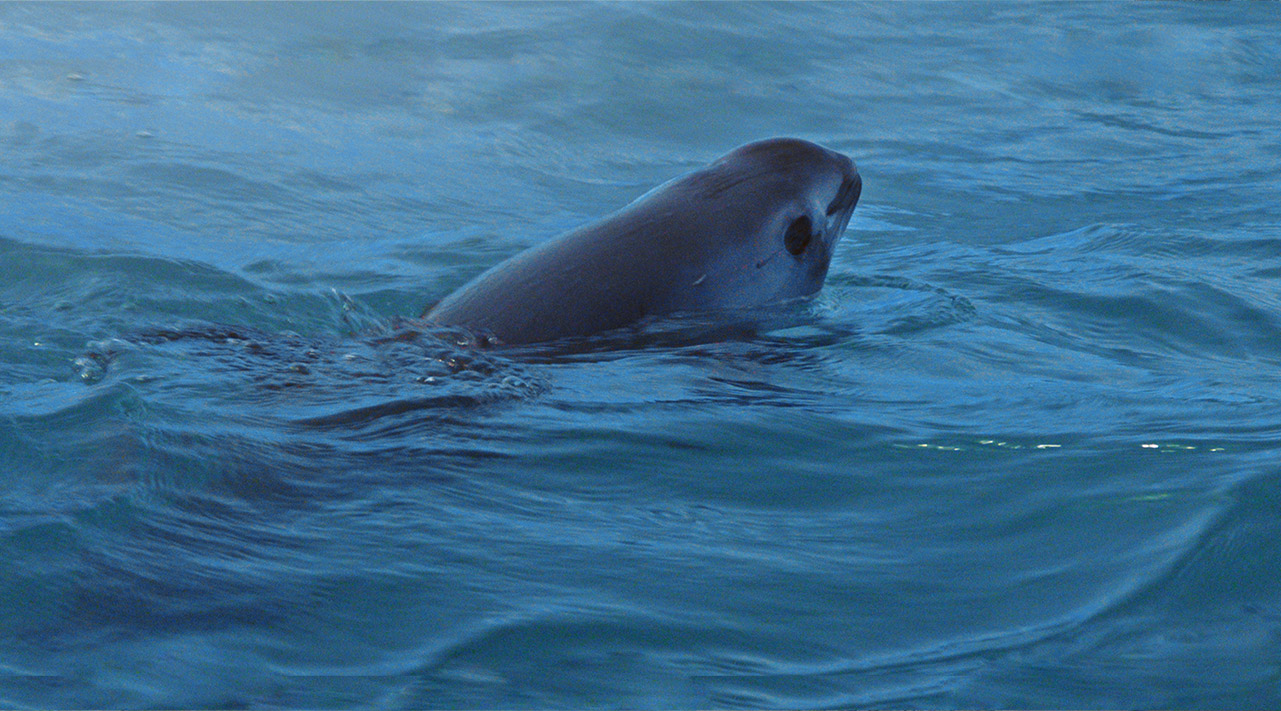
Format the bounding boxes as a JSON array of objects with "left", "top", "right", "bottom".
[{"left": 424, "top": 138, "right": 861, "bottom": 344}]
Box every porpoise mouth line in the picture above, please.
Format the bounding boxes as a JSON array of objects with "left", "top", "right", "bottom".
[{"left": 827, "top": 174, "right": 862, "bottom": 217}]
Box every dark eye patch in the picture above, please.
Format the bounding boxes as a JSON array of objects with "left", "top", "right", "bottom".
[{"left": 784, "top": 216, "right": 812, "bottom": 256}]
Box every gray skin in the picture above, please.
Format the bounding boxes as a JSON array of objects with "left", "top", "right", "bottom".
[{"left": 423, "top": 137, "right": 862, "bottom": 344}]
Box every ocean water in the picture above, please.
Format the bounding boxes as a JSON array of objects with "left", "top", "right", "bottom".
[{"left": 2, "top": 2, "right": 1280, "bottom": 708}]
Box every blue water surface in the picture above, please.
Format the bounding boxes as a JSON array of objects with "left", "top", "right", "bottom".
[{"left": 2, "top": 2, "right": 1280, "bottom": 708}]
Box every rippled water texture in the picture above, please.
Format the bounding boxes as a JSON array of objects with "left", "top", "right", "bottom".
[{"left": 2, "top": 3, "right": 1280, "bottom": 708}]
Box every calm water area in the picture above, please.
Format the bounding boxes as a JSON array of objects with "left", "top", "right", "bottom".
[{"left": 2, "top": 2, "right": 1280, "bottom": 708}]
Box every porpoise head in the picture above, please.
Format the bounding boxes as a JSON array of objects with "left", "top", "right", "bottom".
[
  {"left": 647, "top": 137, "right": 862, "bottom": 314},
  {"left": 425, "top": 137, "right": 862, "bottom": 344}
]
